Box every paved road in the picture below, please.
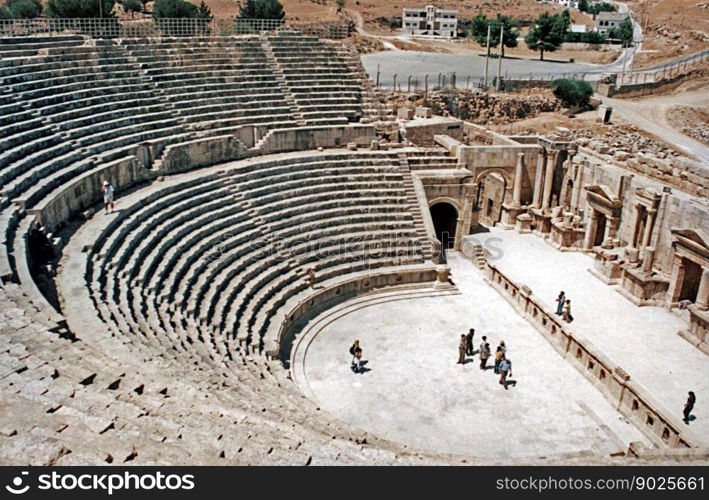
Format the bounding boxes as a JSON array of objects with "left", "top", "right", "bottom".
[
  {"left": 602, "top": 90, "right": 709, "bottom": 166},
  {"left": 360, "top": 1, "right": 642, "bottom": 88}
]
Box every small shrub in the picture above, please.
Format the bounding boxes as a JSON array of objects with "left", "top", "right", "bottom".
[{"left": 551, "top": 78, "right": 593, "bottom": 110}]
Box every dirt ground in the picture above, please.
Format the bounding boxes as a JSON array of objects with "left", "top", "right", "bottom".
[
  {"left": 186, "top": 1, "right": 706, "bottom": 67},
  {"left": 666, "top": 104, "right": 709, "bottom": 145},
  {"left": 198, "top": 0, "right": 593, "bottom": 25},
  {"left": 627, "top": 0, "right": 709, "bottom": 68}
]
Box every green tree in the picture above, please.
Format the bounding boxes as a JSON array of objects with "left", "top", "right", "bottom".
[
  {"left": 470, "top": 14, "right": 519, "bottom": 57},
  {"left": 551, "top": 78, "right": 593, "bottom": 109},
  {"left": 608, "top": 17, "right": 633, "bottom": 45},
  {"left": 7, "top": 0, "right": 43, "bottom": 18},
  {"left": 588, "top": 2, "right": 616, "bottom": 15},
  {"left": 152, "top": 0, "right": 199, "bottom": 18},
  {"left": 578, "top": 0, "right": 589, "bottom": 13},
  {"left": 0, "top": 5, "right": 11, "bottom": 19},
  {"left": 525, "top": 12, "right": 568, "bottom": 60},
  {"left": 46, "top": 0, "right": 116, "bottom": 18},
  {"left": 197, "top": 0, "right": 212, "bottom": 20},
  {"left": 238, "top": 0, "right": 285, "bottom": 20},
  {"left": 120, "top": 0, "right": 143, "bottom": 17}
]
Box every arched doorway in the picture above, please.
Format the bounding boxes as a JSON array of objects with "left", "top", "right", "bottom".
[{"left": 430, "top": 202, "right": 458, "bottom": 250}]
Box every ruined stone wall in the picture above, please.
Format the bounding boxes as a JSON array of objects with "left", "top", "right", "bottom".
[
  {"left": 572, "top": 126, "right": 708, "bottom": 199},
  {"left": 572, "top": 150, "right": 709, "bottom": 277},
  {"left": 385, "top": 89, "right": 561, "bottom": 126},
  {"left": 405, "top": 121, "right": 464, "bottom": 147}
]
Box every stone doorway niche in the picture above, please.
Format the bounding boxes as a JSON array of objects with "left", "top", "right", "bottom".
[
  {"left": 430, "top": 202, "right": 458, "bottom": 249},
  {"left": 476, "top": 171, "right": 507, "bottom": 228},
  {"left": 679, "top": 259, "right": 702, "bottom": 303},
  {"left": 593, "top": 213, "right": 607, "bottom": 247}
]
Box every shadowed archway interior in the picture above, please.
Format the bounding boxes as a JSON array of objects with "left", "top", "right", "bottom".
[{"left": 430, "top": 202, "right": 458, "bottom": 249}]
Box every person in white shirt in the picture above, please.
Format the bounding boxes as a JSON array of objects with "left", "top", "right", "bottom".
[{"left": 102, "top": 180, "right": 115, "bottom": 214}]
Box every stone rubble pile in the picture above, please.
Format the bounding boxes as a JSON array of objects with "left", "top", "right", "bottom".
[
  {"left": 383, "top": 89, "right": 561, "bottom": 125},
  {"left": 564, "top": 125, "right": 709, "bottom": 198}
]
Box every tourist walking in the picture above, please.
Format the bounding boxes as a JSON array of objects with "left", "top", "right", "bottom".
[
  {"left": 465, "top": 328, "right": 475, "bottom": 356},
  {"left": 494, "top": 346, "right": 504, "bottom": 374},
  {"left": 555, "top": 291, "right": 566, "bottom": 316},
  {"left": 458, "top": 334, "right": 467, "bottom": 364},
  {"left": 479, "top": 342, "right": 491, "bottom": 370},
  {"left": 349, "top": 340, "right": 360, "bottom": 368},
  {"left": 684, "top": 391, "right": 696, "bottom": 424},
  {"left": 102, "top": 180, "right": 114, "bottom": 214},
  {"left": 499, "top": 357, "right": 512, "bottom": 389},
  {"left": 353, "top": 346, "right": 363, "bottom": 373},
  {"left": 563, "top": 299, "right": 573, "bottom": 323}
]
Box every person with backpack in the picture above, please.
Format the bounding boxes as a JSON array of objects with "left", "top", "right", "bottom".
[
  {"left": 353, "top": 345, "right": 363, "bottom": 373},
  {"left": 479, "top": 342, "right": 491, "bottom": 370},
  {"left": 349, "top": 340, "right": 360, "bottom": 369},
  {"left": 494, "top": 346, "right": 504, "bottom": 374}
]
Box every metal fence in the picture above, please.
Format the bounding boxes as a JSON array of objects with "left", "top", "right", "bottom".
[{"left": 0, "top": 17, "right": 352, "bottom": 39}]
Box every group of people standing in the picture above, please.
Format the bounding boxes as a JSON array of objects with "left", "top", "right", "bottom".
[
  {"left": 555, "top": 291, "right": 573, "bottom": 323},
  {"left": 458, "top": 329, "right": 513, "bottom": 390}
]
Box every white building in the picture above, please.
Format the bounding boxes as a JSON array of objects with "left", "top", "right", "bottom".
[
  {"left": 571, "top": 24, "right": 589, "bottom": 33},
  {"left": 402, "top": 5, "right": 458, "bottom": 38},
  {"left": 594, "top": 11, "right": 629, "bottom": 35}
]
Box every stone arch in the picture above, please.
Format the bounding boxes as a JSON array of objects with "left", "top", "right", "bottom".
[
  {"left": 428, "top": 196, "right": 462, "bottom": 212},
  {"left": 474, "top": 167, "right": 514, "bottom": 188}
]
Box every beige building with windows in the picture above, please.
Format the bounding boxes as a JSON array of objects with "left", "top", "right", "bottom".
[{"left": 402, "top": 5, "right": 458, "bottom": 38}]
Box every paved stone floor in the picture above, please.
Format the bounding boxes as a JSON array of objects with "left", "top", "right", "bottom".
[
  {"left": 296, "top": 253, "right": 648, "bottom": 459},
  {"left": 466, "top": 228, "right": 709, "bottom": 445}
]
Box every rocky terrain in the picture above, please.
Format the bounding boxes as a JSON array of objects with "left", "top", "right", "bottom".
[
  {"left": 667, "top": 105, "right": 709, "bottom": 145},
  {"left": 384, "top": 88, "right": 561, "bottom": 125}
]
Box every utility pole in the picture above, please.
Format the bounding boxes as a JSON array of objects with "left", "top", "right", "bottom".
[
  {"left": 483, "top": 24, "right": 491, "bottom": 89},
  {"left": 618, "top": 40, "right": 630, "bottom": 89},
  {"left": 495, "top": 25, "right": 504, "bottom": 91}
]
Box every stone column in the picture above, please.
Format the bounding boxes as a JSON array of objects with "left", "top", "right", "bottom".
[
  {"left": 667, "top": 255, "right": 686, "bottom": 305},
  {"left": 606, "top": 216, "right": 620, "bottom": 240},
  {"left": 641, "top": 208, "right": 657, "bottom": 250},
  {"left": 696, "top": 267, "right": 709, "bottom": 311},
  {"left": 532, "top": 150, "right": 545, "bottom": 208},
  {"left": 570, "top": 160, "right": 584, "bottom": 211},
  {"left": 641, "top": 247, "right": 655, "bottom": 275},
  {"left": 629, "top": 204, "right": 643, "bottom": 248},
  {"left": 541, "top": 151, "right": 557, "bottom": 210},
  {"left": 583, "top": 209, "right": 598, "bottom": 250},
  {"left": 459, "top": 184, "right": 476, "bottom": 246},
  {"left": 512, "top": 153, "right": 524, "bottom": 205}
]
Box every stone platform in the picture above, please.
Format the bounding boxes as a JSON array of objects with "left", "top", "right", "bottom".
[
  {"left": 466, "top": 228, "right": 709, "bottom": 446},
  {"left": 292, "top": 253, "right": 648, "bottom": 459}
]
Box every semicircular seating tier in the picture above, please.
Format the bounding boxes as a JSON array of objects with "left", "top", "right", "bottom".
[{"left": 0, "top": 34, "right": 451, "bottom": 465}]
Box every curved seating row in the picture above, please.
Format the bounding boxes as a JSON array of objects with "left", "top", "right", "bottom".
[{"left": 86, "top": 152, "right": 433, "bottom": 365}]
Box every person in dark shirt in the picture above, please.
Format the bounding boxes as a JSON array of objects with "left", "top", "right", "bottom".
[{"left": 683, "top": 391, "right": 696, "bottom": 424}]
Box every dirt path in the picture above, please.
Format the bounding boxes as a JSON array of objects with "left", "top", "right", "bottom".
[{"left": 601, "top": 89, "right": 709, "bottom": 166}]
